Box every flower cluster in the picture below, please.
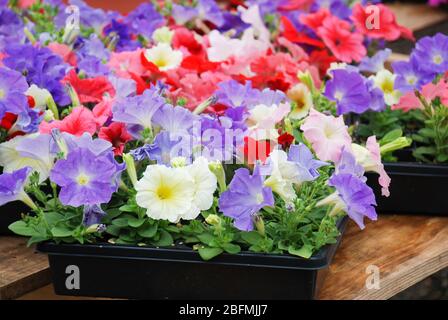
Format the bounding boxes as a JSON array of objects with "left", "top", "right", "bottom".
[{"left": 0, "top": 0, "right": 404, "bottom": 260}]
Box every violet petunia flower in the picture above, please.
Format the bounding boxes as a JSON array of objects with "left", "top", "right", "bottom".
[
  {"left": 141, "top": 131, "right": 192, "bottom": 165},
  {"left": 324, "top": 69, "right": 371, "bottom": 115},
  {"left": 327, "top": 173, "right": 377, "bottom": 229},
  {"left": 287, "top": 144, "right": 329, "bottom": 183},
  {"left": 103, "top": 19, "right": 140, "bottom": 52},
  {"left": 112, "top": 88, "right": 167, "bottom": 138},
  {"left": 152, "top": 104, "right": 198, "bottom": 134},
  {"left": 0, "top": 67, "right": 29, "bottom": 120},
  {"left": 0, "top": 8, "right": 25, "bottom": 51},
  {"left": 335, "top": 148, "right": 365, "bottom": 179},
  {"left": 392, "top": 57, "right": 435, "bottom": 92},
  {"left": 216, "top": 80, "right": 260, "bottom": 109},
  {"left": 125, "top": 3, "right": 164, "bottom": 38},
  {"left": 359, "top": 49, "right": 392, "bottom": 74},
  {"left": 83, "top": 204, "right": 106, "bottom": 227},
  {"left": 219, "top": 166, "right": 274, "bottom": 231},
  {"left": 172, "top": 4, "right": 198, "bottom": 25},
  {"left": 0, "top": 167, "right": 31, "bottom": 206},
  {"left": 411, "top": 33, "right": 448, "bottom": 75},
  {"left": 50, "top": 147, "right": 125, "bottom": 207},
  {"left": 54, "top": 0, "right": 109, "bottom": 32},
  {"left": 365, "top": 78, "right": 386, "bottom": 112}
]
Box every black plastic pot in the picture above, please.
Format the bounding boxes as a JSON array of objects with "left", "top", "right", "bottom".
[
  {"left": 366, "top": 162, "right": 448, "bottom": 215},
  {"left": 37, "top": 218, "right": 347, "bottom": 300},
  {"left": 0, "top": 201, "right": 30, "bottom": 235}
]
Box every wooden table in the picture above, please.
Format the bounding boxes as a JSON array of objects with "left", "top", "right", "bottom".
[{"left": 1, "top": 214, "right": 448, "bottom": 300}]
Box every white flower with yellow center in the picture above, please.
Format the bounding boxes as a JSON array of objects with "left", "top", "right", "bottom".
[
  {"left": 135, "top": 164, "right": 195, "bottom": 223},
  {"left": 0, "top": 133, "right": 54, "bottom": 183},
  {"left": 287, "top": 83, "right": 313, "bottom": 120},
  {"left": 183, "top": 157, "right": 217, "bottom": 220},
  {"left": 372, "top": 70, "right": 401, "bottom": 106},
  {"left": 263, "top": 150, "right": 297, "bottom": 203},
  {"left": 143, "top": 43, "right": 183, "bottom": 71}
]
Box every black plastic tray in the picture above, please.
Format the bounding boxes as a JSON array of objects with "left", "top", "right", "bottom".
[
  {"left": 37, "top": 217, "right": 348, "bottom": 300},
  {"left": 366, "top": 162, "right": 448, "bottom": 215},
  {"left": 0, "top": 201, "right": 29, "bottom": 235}
]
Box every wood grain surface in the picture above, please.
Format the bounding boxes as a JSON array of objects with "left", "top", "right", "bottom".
[
  {"left": 318, "top": 215, "right": 448, "bottom": 300},
  {"left": 388, "top": 3, "right": 448, "bottom": 32},
  {"left": 0, "top": 237, "right": 51, "bottom": 300}
]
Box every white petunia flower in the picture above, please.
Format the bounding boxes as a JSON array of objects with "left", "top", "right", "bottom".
[
  {"left": 263, "top": 150, "right": 297, "bottom": 203},
  {"left": 143, "top": 43, "right": 183, "bottom": 71},
  {"left": 135, "top": 165, "right": 195, "bottom": 223},
  {"left": 372, "top": 69, "right": 401, "bottom": 106}
]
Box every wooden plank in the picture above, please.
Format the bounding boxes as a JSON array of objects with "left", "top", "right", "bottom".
[
  {"left": 388, "top": 3, "right": 448, "bottom": 32},
  {"left": 318, "top": 215, "right": 448, "bottom": 300},
  {"left": 0, "top": 237, "right": 51, "bottom": 300}
]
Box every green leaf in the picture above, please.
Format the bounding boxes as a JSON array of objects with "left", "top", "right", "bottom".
[
  {"left": 153, "top": 230, "right": 173, "bottom": 246},
  {"left": 27, "top": 236, "right": 49, "bottom": 246},
  {"left": 241, "top": 231, "right": 263, "bottom": 245},
  {"left": 288, "top": 244, "right": 314, "bottom": 259},
  {"left": 106, "top": 225, "right": 121, "bottom": 237},
  {"left": 8, "top": 221, "right": 37, "bottom": 237},
  {"left": 196, "top": 232, "right": 215, "bottom": 246},
  {"left": 198, "top": 247, "right": 223, "bottom": 260},
  {"left": 43, "top": 212, "right": 64, "bottom": 226},
  {"left": 128, "top": 217, "right": 145, "bottom": 228},
  {"left": 380, "top": 129, "right": 402, "bottom": 145},
  {"left": 137, "top": 224, "right": 158, "bottom": 238},
  {"left": 221, "top": 243, "right": 241, "bottom": 254},
  {"left": 112, "top": 218, "right": 129, "bottom": 227},
  {"left": 119, "top": 204, "right": 137, "bottom": 212},
  {"left": 51, "top": 226, "right": 73, "bottom": 238}
]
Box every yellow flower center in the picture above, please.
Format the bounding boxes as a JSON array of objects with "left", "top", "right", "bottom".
[
  {"left": 406, "top": 76, "right": 417, "bottom": 85},
  {"left": 380, "top": 78, "right": 394, "bottom": 94},
  {"left": 156, "top": 185, "right": 173, "bottom": 200},
  {"left": 433, "top": 54, "right": 443, "bottom": 65},
  {"left": 0, "top": 89, "right": 5, "bottom": 100},
  {"left": 153, "top": 57, "right": 168, "bottom": 68},
  {"left": 76, "top": 173, "right": 90, "bottom": 186}
]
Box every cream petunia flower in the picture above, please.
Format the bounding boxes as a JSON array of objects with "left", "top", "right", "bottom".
[
  {"left": 143, "top": 43, "right": 183, "bottom": 71},
  {"left": 135, "top": 165, "right": 195, "bottom": 223},
  {"left": 372, "top": 69, "right": 401, "bottom": 106}
]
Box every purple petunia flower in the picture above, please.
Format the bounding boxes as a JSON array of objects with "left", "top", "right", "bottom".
[
  {"left": 171, "top": 0, "right": 224, "bottom": 27},
  {"left": 0, "top": 8, "right": 25, "bottom": 51},
  {"left": 287, "top": 144, "right": 328, "bottom": 183},
  {"left": 112, "top": 88, "right": 167, "bottom": 138},
  {"left": 411, "top": 33, "right": 448, "bottom": 75},
  {"left": 54, "top": 0, "right": 109, "bottom": 32},
  {"left": 0, "top": 67, "right": 29, "bottom": 120},
  {"left": 328, "top": 173, "right": 377, "bottom": 229},
  {"left": 365, "top": 78, "right": 386, "bottom": 112},
  {"left": 218, "top": 12, "right": 250, "bottom": 35},
  {"left": 83, "top": 204, "right": 106, "bottom": 227},
  {"left": 359, "top": 49, "right": 391, "bottom": 74},
  {"left": 219, "top": 166, "right": 274, "bottom": 231},
  {"left": 392, "top": 57, "right": 435, "bottom": 92},
  {"left": 172, "top": 4, "right": 198, "bottom": 25},
  {"left": 50, "top": 147, "right": 125, "bottom": 207},
  {"left": 336, "top": 148, "right": 365, "bottom": 179},
  {"left": 108, "top": 76, "right": 136, "bottom": 99},
  {"left": 77, "top": 56, "right": 110, "bottom": 77},
  {"left": 125, "top": 3, "right": 164, "bottom": 38},
  {"left": 152, "top": 104, "right": 198, "bottom": 134},
  {"left": 103, "top": 19, "right": 140, "bottom": 52},
  {"left": 216, "top": 80, "right": 260, "bottom": 109},
  {"left": 144, "top": 131, "right": 192, "bottom": 165},
  {"left": 15, "top": 108, "right": 43, "bottom": 134},
  {"left": 324, "top": 69, "right": 371, "bottom": 115},
  {"left": 0, "top": 167, "right": 31, "bottom": 206},
  {"left": 3, "top": 44, "right": 70, "bottom": 106}
]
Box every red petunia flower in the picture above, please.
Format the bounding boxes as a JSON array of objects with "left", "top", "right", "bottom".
[
  {"left": 299, "top": 8, "right": 331, "bottom": 33},
  {"left": 172, "top": 27, "right": 205, "bottom": 56},
  {"left": 0, "top": 113, "right": 17, "bottom": 131},
  {"left": 62, "top": 70, "right": 115, "bottom": 104},
  {"left": 98, "top": 122, "right": 132, "bottom": 156},
  {"left": 317, "top": 16, "right": 366, "bottom": 63},
  {"left": 241, "top": 136, "right": 275, "bottom": 165},
  {"left": 351, "top": 4, "right": 414, "bottom": 41},
  {"left": 281, "top": 16, "right": 325, "bottom": 48},
  {"left": 309, "top": 50, "right": 337, "bottom": 77},
  {"left": 278, "top": 131, "right": 295, "bottom": 150},
  {"left": 39, "top": 106, "right": 97, "bottom": 136},
  {"left": 181, "top": 55, "right": 220, "bottom": 73}
]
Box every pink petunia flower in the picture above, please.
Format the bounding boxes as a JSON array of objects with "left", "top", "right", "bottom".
[
  {"left": 317, "top": 15, "right": 366, "bottom": 63},
  {"left": 47, "top": 42, "right": 77, "bottom": 67},
  {"left": 391, "top": 91, "right": 423, "bottom": 112},
  {"left": 109, "top": 49, "right": 148, "bottom": 79},
  {"left": 421, "top": 79, "right": 448, "bottom": 105},
  {"left": 300, "top": 108, "right": 352, "bottom": 162},
  {"left": 39, "top": 106, "right": 97, "bottom": 137}
]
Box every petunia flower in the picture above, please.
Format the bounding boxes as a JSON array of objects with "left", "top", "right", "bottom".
[
  {"left": 391, "top": 91, "right": 423, "bottom": 112},
  {"left": 98, "top": 122, "right": 132, "bottom": 156},
  {"left": 50, "top": 146, "right": 124, "bottom": 207},
  {"left": 317, "top": 15, "right": 366, "bottom": 63},
  {"left": 352, "top": 136, "right": 391, "bottom": 197},
  {"left": 0, "top": 67, "right": 29, "bottom": 120},
  {"left": 410, "top": 33, "right": 448, "bottom": 75},
  {"left": 317, "top": 172, "right": 377, "bottom": 229},
  {"left": 39, "top": 106, "right": 98, "bottom": 137},
  {"left": 142, "top": 43, "right": 183, "bottom": 72},
  {"left": 0, "top": 167, "right": 36, "bottom": 209},
  {"left": 82, "top": 204, "right": 106, "bottom": 227},
  {"left": 247, "top": 102, "right": 291, "bottom": 140},
  {"left": 351, "top": 4, "right": 414, "bottom": 41},
  {"left": 392, "top": 58, "right": 434, "bottom": 92},
  {"left": 358, "top": 49, "right": 391, "bottom": 74},
  {"left": 372, "top": 69, "right": 401, "bottom": 106},
  {"left": 287, "top": 83, "right": 313, "bottom": 120},
  {"left": 0, "top": 133, "right": 54, "bottom": 183},
  {"left": 219, "top": 166, "right": 274, "bottom": 231},
  {"left": 108, "top": 49, "right": 147, "bottom": 79},
  {"left": 135, "top": 164, "right": 195, "bottom": 223},
  {"left": 287, "top": 143, "right": 329, "bottom": 183},
  {"left": 300, "top": 108, "right": 351, "bottom": 163}
]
